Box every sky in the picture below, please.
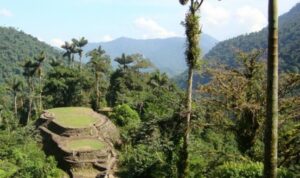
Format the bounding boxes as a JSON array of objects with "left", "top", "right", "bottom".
[{"left": 0, "top": 0, "right": 299, "bottom": 47}]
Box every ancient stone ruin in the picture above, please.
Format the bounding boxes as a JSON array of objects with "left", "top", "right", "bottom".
[{"left": 37, "top": 107, "right": 120, "bottom": 178}]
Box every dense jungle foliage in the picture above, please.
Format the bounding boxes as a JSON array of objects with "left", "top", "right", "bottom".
[
  {"left": 0, "top": 27, "right": 61, "bottom": 83},
  {"left": 0, "top": 2, "right": 300, "bottom": 178},
  {"left": 0, "top": 37, "right": 299, "bottom": 177}
]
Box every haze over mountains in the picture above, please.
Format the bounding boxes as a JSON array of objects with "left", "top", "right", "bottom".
[
  {"left": 0, "top": 27, "right": 218, "bottom": 78},
  {"left": 84, "top": 34, "right": 218, "bottom": 76},
  {"left": 1, "top": 3, "right": 300, "bottom": 81}
]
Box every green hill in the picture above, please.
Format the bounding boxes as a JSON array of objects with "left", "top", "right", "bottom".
[
  {"left": 174, "top": 3, "right": 300, "bottom": 88},
  {"left": 205, "top": 3, "right": 300, "bottom": 73},
  {"left": 0, "top": 27, "right": 61, "bottom": 81}
]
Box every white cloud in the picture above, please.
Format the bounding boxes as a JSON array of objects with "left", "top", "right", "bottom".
[
  {"left": 236, "top": 6, "right": 267, "bottom": 32},
  {"left": 37, "top": 37, "right": 45, "bottom": 42},
  {"left": 134, "top": 17, "right": 177, "bottom": 39},
  {"left": 0, "top": 8, "right": 13, "bottom": 17},
  {"left": 101, "top": 35, "right": 113, "bottom": 42},
  {"left": 202, "top": 3, "right": 268, "bottom": 40},
  {"left": 202, "top": 2, "right": 230, "bottom": 25},
  {"left": 50, "top": 38, "right": 65, "bottom": 48}
]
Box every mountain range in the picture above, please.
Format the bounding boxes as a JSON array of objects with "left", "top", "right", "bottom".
[
  {"left": 84, "top": 34, "right": 218, "bottom": 76},
  {"left": 1, "top": 2, "right": 299, "bottom": 84}
]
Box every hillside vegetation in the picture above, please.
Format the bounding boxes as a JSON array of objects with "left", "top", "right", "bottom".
[
  {"left": 0, "top": 27, "right": 61, "bottom": 82},
  {"left": 0, "top": 2, "right": 299, "bottom": 178},
  {"left": 175, "top": 3, "right": 300, "bottom": 88},
  {"left": 205, "top": 3, "right": 300, "bottom": 73}
]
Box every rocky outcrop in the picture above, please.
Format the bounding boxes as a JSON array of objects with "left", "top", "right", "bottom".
[{"left": 37, "top": 107, "right": 120, "bottom": 178}]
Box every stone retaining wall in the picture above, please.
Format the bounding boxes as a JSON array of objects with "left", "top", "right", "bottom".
[{"left": 38, "top": 108, "right": 120, "bottom": 178}]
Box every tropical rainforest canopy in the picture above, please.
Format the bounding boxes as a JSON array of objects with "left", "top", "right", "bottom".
[{"left": 0, "top": 2, "right": 299, "bottom": 178}]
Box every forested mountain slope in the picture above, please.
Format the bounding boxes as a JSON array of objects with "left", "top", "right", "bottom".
[
  {"left": 205, "top": 3, "right": 300, "bottom": 73},
  {"left": 84, "top": 34, "right": 218, "bottom": 76},
  {"left": 0, "top": 27, "right": 61, "bottom": 81},
  {"left": 0, "top": 26, "right": 217, "bottom": 78}
]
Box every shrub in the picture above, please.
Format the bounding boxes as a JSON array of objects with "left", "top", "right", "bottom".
[
  {"left": 118, "top": 144, "right": 167, "bottom": 178},
  {"left": 111, "top": 104, "right": 141, "bottom": 140},
  {"left": 111, "top": 104, "right": 140, "bottom": 127},
  {"left": 213, "top": 161, "right": 293, "bottom": 178},
  {"left": 0, "top": 128, "right": 63, "bottom": 178}
]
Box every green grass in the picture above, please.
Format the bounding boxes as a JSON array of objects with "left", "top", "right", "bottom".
[
  {"left": 64, "top": 139, "right": 104, "bottom": 151},
  {"left": 72, "top": 168, "right": 100, "bottom": 177},
  {"left": 47, "top": 107, "right": 98, "bottom": 128}
]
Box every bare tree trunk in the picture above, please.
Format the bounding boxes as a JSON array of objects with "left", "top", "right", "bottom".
[
  {"left": 95, "top": 72, "right": 100, "bottom": 110},
  {"left": 79, "top": 54, "right": 82, "bottom": 71},
  {"left": 180, "top": 67, "right": 193, "bottom": 178},
  {"left": 68, "top": 55, "right": 72, "bottom": 67},
  {"left": 96, "top": 73, "right": 100, "bottom": 110},
  {"left": 39, "top": 74, "right": 43, "bottom": 112},
  {"left": 14, "top": 94, "right": 18, "bottom": 116},
  {"left": 264, "top": 0, "right": 279, "bottom": 177},
  {"left": 71, "top": 54, "right": 75, "bottom": 68},
  {"left": 27, "top": 80, "right": 32, "bottom": 124},
  {"left": 20, "top": 97, "right": 24, "bottom": 109}
]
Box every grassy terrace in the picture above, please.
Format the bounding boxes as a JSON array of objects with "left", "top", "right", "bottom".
[
  {"left": 64, "top": 139, "right": 104, "bottom": 151},
  {"left": 47, "top": 107, "right": 98, "bottom": 128},
  {"left": 72, "top": 168, "right": 100, "bottom": 177}
]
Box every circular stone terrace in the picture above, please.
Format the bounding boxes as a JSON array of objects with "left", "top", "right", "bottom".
[
  {"left": 47, "top": 107, "right": 102, "bottom": 129},
  {"left": 39, "top": 107, "right": 119, "bottom": 177},
  {"left": 60, "top": 138, "right": 105, "bottom": 152}
]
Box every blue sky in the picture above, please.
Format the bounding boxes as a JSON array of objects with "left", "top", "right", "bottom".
[{"left": 0, "top": 0, "right": 299, "bottom": 47}]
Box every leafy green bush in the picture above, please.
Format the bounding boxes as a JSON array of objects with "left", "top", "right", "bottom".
[
  {"left": 111, "top": 104, "right": 140, "bottom": 128},
  {"left": 0, "top": 128, "right": 63, "bottom": 178},
  {"left": 118, "top": 144, "right": 168, "bottom": 178},
  {"left": 0, "top": 160, "right": 18, "bottom": 178},
  {"left": 213, "top": 161, "right": 293, "bottom": 178},
  {"left": 111, "top": 104, "right": 141, "bottom": 140},
  {"left": 43, "top": 65, "right": 93, "bottom": 108}
]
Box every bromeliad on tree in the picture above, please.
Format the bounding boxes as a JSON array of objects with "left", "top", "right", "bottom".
[
  {"left": 178, "top": 0, "right": 203, "bottom": 178},
  {"left": 178, "top": 0, "right": 220, "bottom": 178}
]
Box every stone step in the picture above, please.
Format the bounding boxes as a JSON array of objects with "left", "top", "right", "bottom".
[
  {"left": 39, "top": 126, "right": 60, "bottom": 139},
  {"left": 65, "top": 158, "right": 108, "bottom": 164},
  {"left": 93, "top": 162, "right": 107, "bottom": 171}
]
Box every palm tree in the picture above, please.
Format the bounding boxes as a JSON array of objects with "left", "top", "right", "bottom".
[
  {"left": 62, "top": 41, "right": 79, "bottom": 68},
  {"left": 61, "top": 42, "right": 72, "bottom": 66},
  {"left": 264, "top": 0, "right": 279, "bottom": 177},
  {"left": 149, "top": 71, "right": 169, "bottom": 89},
  {"left": 22, "top": 52, "right": 46, "bottom": 123},
  {"left": 23, "top": 59, "right": 36, "bottom": 124},
  {"left": 131, "top": 54, "right": 154, "bottom": 72},
  {"left": 70, "top": 43, "right": 79, "bottom": 68},
  {"left": 178, "top": 0, "right": 204, "bottom": 177},
  {"left": 72, "top": 37, "right": 88, "bottom": 70},
  {"left": 32, "top": 52, "right": 46, "bottom": 112},
  {"left": 114, "top": 53, "right": 134, "bottom": 70},
  {"left": 6, "top": 77, "right": 24, "bottom": 116},
  {"left": 87, "top": 46, "right": 110, "bottom": 110}
]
